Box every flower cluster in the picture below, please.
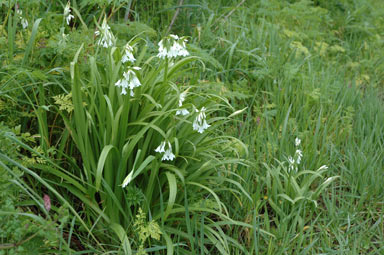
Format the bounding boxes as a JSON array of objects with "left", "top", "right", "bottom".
[
  {"left": 288, "top": 137, "right": 303, "bottom": 172},
  {"left": 95, "top": 18, "right": 115, "bottom": 48},
  {"left": 122, "top": 43, "right": 135, "bottom": 63},
  {"left": 16, "top": 9, "right": 28, "bottom": 29},
  {"left": 115, "top": 42, "right": 139, "bottom": 95},
  {"left": 64, "top": 2, "right": 74, "bottom": 25},
  {"left": 175, "top": 91, "right": 190, "bottom": 116},
  {"left": 193, "top": 107, "right": 210, "bottom": 134},
  {"left": 115, "top": 67, "right": 141, "bottom": 96},
  {"left": 112, "top": 34, "right": 211, "bottom": 166},
  {"left": 157, "top": 34, "right": 189, "bottom": 59},
  {"left": 155, "top": 141, "right": 175, "bottom": 161}
]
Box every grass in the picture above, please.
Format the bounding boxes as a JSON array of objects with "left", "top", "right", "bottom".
[{"left": 1, "top": 0, "right": 384, "bottom": 254}]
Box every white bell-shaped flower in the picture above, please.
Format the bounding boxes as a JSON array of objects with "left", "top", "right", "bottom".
[
  {"left": 193, "top": 107, "right": 210, "bottom": 133},
  {"left": 122, "top": 43, "right": 136, "bottom": 63},
  {"left": 155, "top": 141, "right": 175, "bottom": 161},
  {"left": 179, "top": 91, "right": 187, "bottom": 107},
  {"left": 115, "top": 67, "right": 141, "bottom": 96},
  {"left": 16, "top": 9, "right": 28, "bottom": 29},
  {"left": 21, "top": 18, "right": 28, "bottom": 29},
  {"left": 157, "top": 34, "right": 189, "bottom": 59},
  {"left": 95, "top": 18, "right": 115, "bottom": 48},
  {"left": 176, "top": 109, "right": 190, "bottom": 116}
]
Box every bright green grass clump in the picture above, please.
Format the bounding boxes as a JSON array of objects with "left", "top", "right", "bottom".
[{"left": 1, "top": 0, "right": 384, "bottom": 254}]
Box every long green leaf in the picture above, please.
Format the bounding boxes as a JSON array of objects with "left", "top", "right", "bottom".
[
  {"left": 22, "top": 18, "right": 42, "bottom": 66},
  {"left": 96, "top": 145, "right": 118, "bottom": 192}
]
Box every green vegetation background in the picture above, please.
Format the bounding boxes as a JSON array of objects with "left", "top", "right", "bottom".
[{"left": 1, "top": 0, "right": 384, "bottom": 254}]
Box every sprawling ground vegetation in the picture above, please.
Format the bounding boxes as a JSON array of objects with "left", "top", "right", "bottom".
[{"left": 1, "top": 0, "right": 384, "bottom": 254}]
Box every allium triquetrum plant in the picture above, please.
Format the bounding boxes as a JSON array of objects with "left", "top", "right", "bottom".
[
  {"left": 261, "top": 137, "right": 338, "bottom": 232},
  {"left": 49, "top": 21, "right": 250, "bottom": 253}
]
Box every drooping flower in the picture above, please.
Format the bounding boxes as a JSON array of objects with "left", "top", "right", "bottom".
[
  {"left": 115, "top": 67, "right": 141, "bottom": 96},
  {"left": 288, "top": 156, "right": 295, "bottom": 172},
  {"left": 64, "top": 1, "right": 74, "bottom": 25},
  {"left": 155, "top": 141, "right": 175, "bottom": 161},
  {"left": 162, "top": 147, "right": 175, "bottom": 161},
  {"left": 157, "top": 34, "right": 189, "bottom": 59},
  {"left": 179, "top": 91, "right": 187, "bottom": 107},
  {"left": 122, "top": 43, "right": 136, "bottom": 63},
  {"left": 21, "top": 18, "right": 28, "bottom": 29},
  {"left": 176, "top": 109, "right": 190, "bottom": 116},
  {"left": 193, "top": 107, "right": 210, "bottom": 133},
  {"left": 295, "top": 149, "right": 303, "bottom": 164},
  {"left": 95, "top": 18, "right": 115, "bottom": 48},
  {"left": 287, "top": 138, "right": 304, "bottom": 172},
  {"left": 16, "top": 9, "right": 28, "bottom": 29},
  {"left": 155, "top": 141, "right": 166, "bottom": 153}
]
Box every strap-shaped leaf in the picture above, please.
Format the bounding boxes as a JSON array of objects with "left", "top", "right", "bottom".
[
  {"left": 96, "top": 145, "right": 118, "bottom": 192},
  {"left": 110, "top": 223, "right": 132, "bottom": 255},
  {"left": 164, "top": 172, "right": 177, "bottom": 221}
]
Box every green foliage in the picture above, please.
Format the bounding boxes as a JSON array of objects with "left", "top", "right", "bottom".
[
  {"left": 0, "top": 144, "right": 65, "bottom": 254},
  {"left": 49, "top": 30, "right": 248, "bottom": 252},
  {"left": 1, "top": 0, "right": 384, "bottom": 254}
]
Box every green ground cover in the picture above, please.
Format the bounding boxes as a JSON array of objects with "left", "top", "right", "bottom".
[{"left": 1, "top": 0, "right": 384, "bottom": 254}]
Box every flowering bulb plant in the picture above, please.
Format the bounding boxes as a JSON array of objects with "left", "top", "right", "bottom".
[
  {"left": 262, "top": 137, "right": 338, "bottom": 227},
  {"left": 51, "top": 24, "right": 248, "bottom": 253}
]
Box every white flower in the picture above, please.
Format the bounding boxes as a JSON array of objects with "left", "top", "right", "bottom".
[
  {"left": 295, "top": 137, "right": 301, "bottom": 147},
  {"left": 16, "top": 9, "right": 28, "bottom": 29},
  {"left": 21, "top": 18, "right": 28, "bottom": 29},
  {"left": 176, "top": 109, "right": 190, "bottom": 116},
  {"left": 96, "top": 18, "right": 115, "bottom": 48},
  {"left": 66, "top": 14, "right": 74, "bottom": 25},
  {"left": 295, "top": 149, "right": 303, "bottom": 164},
  {"left": 122, "top": 43, "right": 135, "bottom": 63},
  {"left": 288, "top": 156, "right": 295, "bottom": 172},
  {"left": 162, "top": 148, "right": 175, "bottom": 161},
  {"left": 155, "top": 141, "right": 175, "bottom": 161},
  {"left": 157, "top": 34, "right": 189, "bottom": 59},
  {"left": 179, "top": 91, "right": 187, "bottom": 107},
  {"left": 193, "top": 107, "right": 210, "bottom": 133},
  {"left": 115, "top": 67, "right": 141, "bottom": 96},
  {"left": 64, "top": 2, "right": 74, "bottom": 25},
  {"left": 155, "top": 141, "right": 166, "bottom": 153}
]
